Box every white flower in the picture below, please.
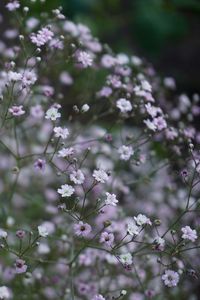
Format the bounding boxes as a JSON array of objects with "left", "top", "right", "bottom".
[
  {"left": 127, "top": 221, "right": 140, "bottom": 236},
  {"left": 121, "top": 290, "right": 127, "bottom": 296},
  {"left": 38, "top": 225, "right": 49, "bottom": 237},
  {"left": 58, "top": 147, "right": 74, "bottom": 158},
  {"left": 163, "top": 77, "right": 176, "bottom": 89},
  {"left": 93, "top": 169, "right": 109, "bottom": 183},
  {"left": 8, "top": 71, "right": 22, "bottom": 82},
  {"left": 60, "top": 71, "right": 73, "bottom": 85},
  {"left": 134, "top": 214, "right": 152, "bottom": 226},
  {"left": 70, "top": 170, "right": 85, "bottom": 185},
  {"left": 57, "top": 184, "right": 74, "bottom": 197},
  {"left": 0, "top": 286, "right": 10, "bottom": 299},
  {"left": 0, "top": 229, "right": 8, "bottom": 239},
  {"left": 26, "top": 17, "right": 39, "bottom": 30},
  {"left": 45, "top": 107, "right": 61, "bottom": 121},
  {"left": 116, "top": 53, "right": 129, "bottom": 65},
  {"left": 53, "top": 127, "right": 69, "bottom": 139},
  {"left": 63, "top": 21, "right": 78, "bottom": 36},
  {"left": 119, "top": 253, "right": 133, "bottom": 266},
  {"left": 116, "top": 98, "right": 132, "bottom": 113},
  {"left": 131, "top": 56, "right": 142, "bottom": 66},
  {"left": 141, "top": 80, "right": 152, "bottom": 92},
  {"left": 105, "top": 192, "right": 118, "bottom": 206},
  {"left": 181, "top": 226, "right": 197, "bottom": 242},
  {"left": 144, "top": 119, "right": 156, "bottom": 131},
  {"left": 162, "top": 270, "right": 179, "bottom": 287},
  {"left": 81, "top": 104, "right": 90, "bottom": 113},
  {"left": 153, "top": 236, "right": 165, "bottom": 251},
  {"left": 118, "top": 145, "right": 134, "bottom": 161}
]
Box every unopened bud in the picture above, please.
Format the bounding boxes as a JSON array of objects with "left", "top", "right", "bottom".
[{"left": 103, "top": 220, "right": 111, "bottom": 228}]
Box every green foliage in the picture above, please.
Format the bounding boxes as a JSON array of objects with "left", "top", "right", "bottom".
[{"left": 61, "top": 0, "right": 200, "bottom": 56}]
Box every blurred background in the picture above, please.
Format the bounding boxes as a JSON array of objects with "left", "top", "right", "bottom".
[
  {"left": 2, "top": 0, "right": 200, "bottom": 94},
  {"left": 33, "top": 0, "right": 200, "bottom": 95}
]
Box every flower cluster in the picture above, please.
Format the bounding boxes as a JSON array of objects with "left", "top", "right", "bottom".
[{"left": 0, "top": 2, "right": 199, "bottom": 300}]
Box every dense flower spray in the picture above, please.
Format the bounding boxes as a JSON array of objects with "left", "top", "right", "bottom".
[{"left": 0, "top": 1, "right": 199, "bottom": 299}]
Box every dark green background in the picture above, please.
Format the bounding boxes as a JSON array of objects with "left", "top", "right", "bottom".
[
  {"left": 4, "top": 0, "right": 200, "bottom": 93},
  {"left": 56, "top": 0, "right": 200, "bottom": 94}
]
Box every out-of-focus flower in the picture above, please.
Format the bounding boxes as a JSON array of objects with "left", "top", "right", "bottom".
[
  {"left": 31, "top": 27, "right": 54, "bottom": 47},
  {"left": 181, "top": 226, "right": 197, "bottom": 242},
  {"left": 0, "top": 286, "right": 10, "bottom": 299},
  {"left": 93, "top": 169, "right": 109, "bottom": 183},
  {"left": 6, "top": 1, "right": 20, "bottom": 11},
  {"left": 118, "top": 145, "right": 134, "bottom": 161},
  {"left": 53, "top": 126, "right": 69, "bottom": 139},
  {"left": 162, "top": 270, "right": 179, "bottom": 287}
]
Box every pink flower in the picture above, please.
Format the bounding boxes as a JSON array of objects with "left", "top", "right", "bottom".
[
  {"left": 34, "top": 159, "right": 46, "bottom": 172},
  {"left": 22, "top": 70, "right": 37, "bottom": 86},
  {"left": 9, "top": 105, "right": 25, "bottom": 116},
  {"left": 101, "top": 54, "right": 116, "bottom": 68},
  {"left": 97, "top": 86, "right": 112, "bottom": 98},
  {"left": 30, "top": 104, "right": 44, "bottom": 119},
  {"left": 181, "top": 226, "right": 197, "bottom": 242},
  {"left": 6, "top": 1, "right": 20, "bottom": 11},
  {"left": 162, "top": 270, "right": 179, "bottom": 287},
  {"left": 100, "top": 231, "right": 114, "bottom": 247},
  {"left": 76, "top": 51, "right": 93, "bottom": 68},
  {"left": 15, "top": 259, "right": 27, "bottom": 274},
  {"left": 42, "top": 85, "right": 54, "bottom": 97},
  {"left": 74, "top": 221, "right": 92, "bottom": 237},
  {"left": 16, "top": 230, "right": 26, "bottom": 239},
  {"left": 153, "top": 116, "right": 167, "bottom": 131},
  {"left": 30, "top": 27, "right": 54, "bottom": 47},
  {"left": 59, "top": 71, "right": 73, "bottom": 85}
]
